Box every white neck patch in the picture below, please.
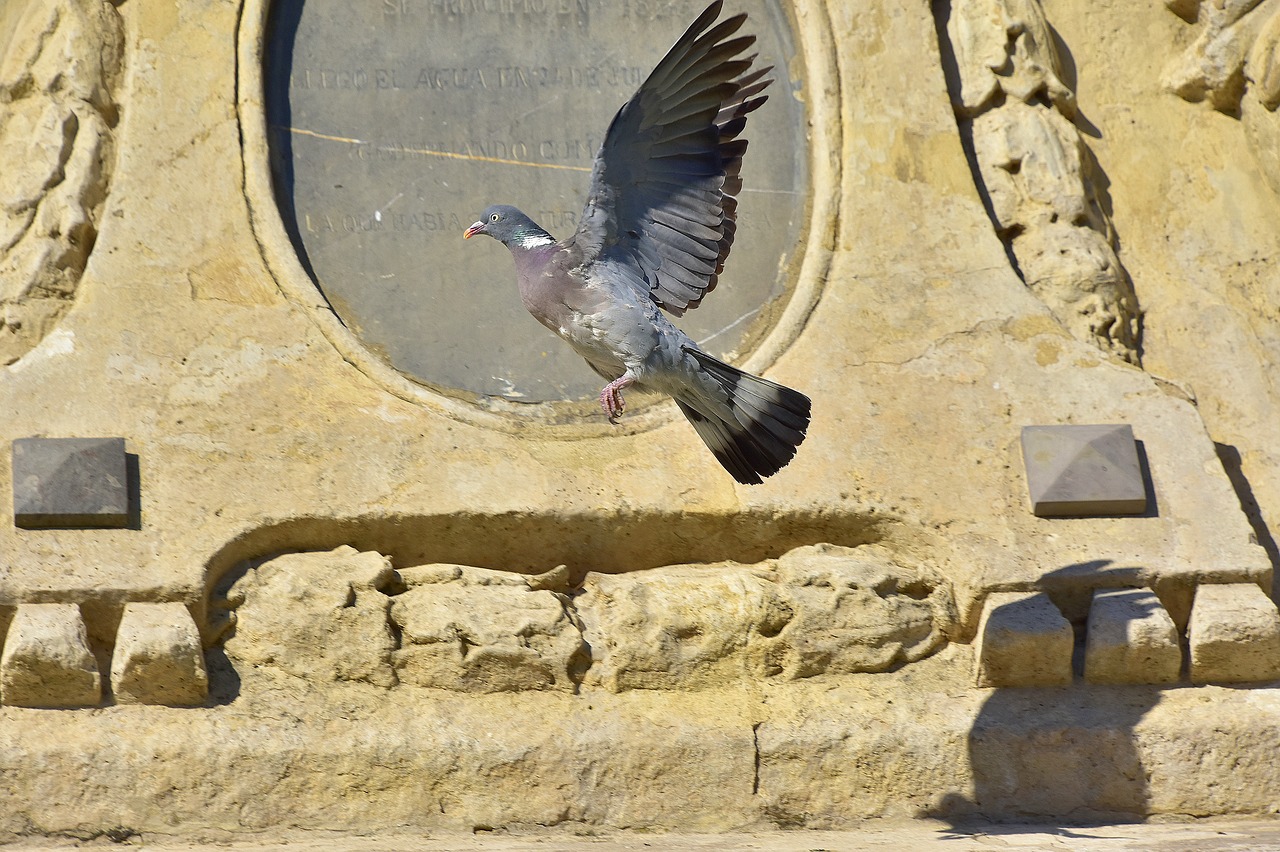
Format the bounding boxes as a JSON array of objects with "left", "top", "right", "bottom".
[{"left": 514, "top": 231, "right": 555, "bottom": 248}]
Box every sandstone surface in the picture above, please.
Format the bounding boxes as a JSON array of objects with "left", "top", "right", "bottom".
[
  {"left": 974, "top": 590, "right": 1073, "bottom": 687},
  {"left": 111, "top": 601, "right": 208, "bottom": 705},
  {"left": 1189, "top": 582, "right": 1280, "bottom": 683},
  {"left": 1, "top": 0, "right": 1279, "bottom": 841},
  {"left": 1084, "top": 587, "right": 1182, "bottom": 685},
  {"left": 0, "top": 602, "right": 100, "bottom": 707}
]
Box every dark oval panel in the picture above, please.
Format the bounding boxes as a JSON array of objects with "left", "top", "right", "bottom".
[{"left": 265, "top": 0, "right": 808, "bottom": 404}]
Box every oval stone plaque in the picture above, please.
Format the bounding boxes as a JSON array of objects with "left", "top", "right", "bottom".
[{"left": 265, "top": 0, "right": 808, "bottom": 404}]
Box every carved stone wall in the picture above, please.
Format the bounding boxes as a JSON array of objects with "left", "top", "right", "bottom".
[
  {"left": 1, "top": 0, "right": 1279, "bottom": 840},
  {"left": 1162, "top": 0, "right": 1280, "bottom": 193},
  {"left": 216, "top": 546, "right": 954, "bottom": 697},
  {"left": 0, "top": 0, "right": 122, "bottom": 365},
  {"left": 939, "top": 0, "right": 1142, "bottom": 363}
]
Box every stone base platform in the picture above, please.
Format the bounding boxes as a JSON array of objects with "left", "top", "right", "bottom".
[
  {"left": 3, "top": 645, "right": 1280, "bottom": 839},
  {"left": 7, "top": 819, "right": 1280, "bottom": 852}
]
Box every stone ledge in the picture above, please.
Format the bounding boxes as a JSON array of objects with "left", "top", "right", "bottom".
[{"left": 3, "top": 650, "right": 1280, "bottom": 835}]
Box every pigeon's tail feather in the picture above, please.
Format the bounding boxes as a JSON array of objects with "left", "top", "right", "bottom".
[{"left": 676, "top": 347, "right": 810, "bottom": 484}]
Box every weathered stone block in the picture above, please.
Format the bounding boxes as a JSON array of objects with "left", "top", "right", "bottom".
[
  {"left": 391, "top": 566, "right": 584, "bottom": 693},
  {"left": 111, "top": 602, "right": 208, "bottom": 706},
  {"left": 577, "top": 546, "right": 954, "bottom": 692},
  {"left": 975, "top": 591, "right": 1073, "bottom": 687},
  {"left": 577, "top": 565, "right": 777, "bottom": 693},
  {"left": 1020, "top": 424, "right": 1147, "bottom": 517},
  {"left": 763, "top": 544, "right": 954, "bottom": 679},
  {"left": 223, "top": 547, "right": 399, "bottom": 688},
  {"left": 1189, "top": 583, "right": 1280, "bottom": 684},
  {"left": 1084, "top": 588, "right": 1181, "bottom": 684},
  {"left": 0, "top": 603, "right": 100, "bottom": 707},
  {"left": 12, "top": 437, "right": 129, "bottom": 528}
]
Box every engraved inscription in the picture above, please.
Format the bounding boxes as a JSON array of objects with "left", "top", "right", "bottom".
[
  {"left": 267, "top": 0, "right": 807, "bottom": 403},
  {"left": 289, "top": 65, "right": 646, "bottom": 91}
]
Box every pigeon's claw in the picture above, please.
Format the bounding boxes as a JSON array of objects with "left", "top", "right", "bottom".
[{"left": 600, "top": 375, "right": 634, "bottom": 424}]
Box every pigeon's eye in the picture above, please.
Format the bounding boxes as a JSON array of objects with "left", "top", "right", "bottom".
[{"left": 490, "top": 213, "right": 500, "bottom": 222}]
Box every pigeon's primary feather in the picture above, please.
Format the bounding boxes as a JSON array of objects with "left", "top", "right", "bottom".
[{"left": 464, "top": 0, "right": 810, "bottom": 484}]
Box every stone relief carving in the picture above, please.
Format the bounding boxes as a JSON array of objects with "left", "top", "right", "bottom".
[
  {"left": 941, "top": 0, "right": 1142, "bottom": 364},
  {"left": 4, "top": 551, "right": 1273, "bottom": 709},
  {"left": 220, "top": 548, "right": 402, "bottom": 689},
  {"left": 1162, "top": 0, "right": 1280, "bottom": 192},
  {"left": 0, "top": 0, "right": 123, "bottom": 365},
  {"left": 579, "top": 545, "right": 954, "bottom": 692},
  {"left": 216, "top": 545, "right": 956, "bottom": 697},
  {"left": 1162, "top": 0, "right": 1280, "bottom": 113},
  {"left": 209, "top": 545, "right": 1280, "bottom": 701},
  {"left": 391, "top": 563, "right": 589, "bottom": 694}
]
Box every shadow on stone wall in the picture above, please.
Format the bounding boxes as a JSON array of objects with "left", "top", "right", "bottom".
[
  {"left": 931, "top": 563, "right": 1198, "bottom": 822},
  {"left": 932, "top": 683, "right": 1162, "bottom": 822},
  {"left": 935, "top": 570, "right": 1167, "bottom": 820},
  {"left": 1216, "top": 442, "right": 1280, "bottom": 599},
  {"left": 261, "top": 0, "right": 319, "bottom": 289},
  {"left": 198, "top": 509, "right": 892, "bottom": 621}
]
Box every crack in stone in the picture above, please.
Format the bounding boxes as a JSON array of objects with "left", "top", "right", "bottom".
[{"left": 751, "top": 721, "right": 762, "bottom": 796}]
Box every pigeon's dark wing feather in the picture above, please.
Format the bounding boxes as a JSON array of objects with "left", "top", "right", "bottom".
[{"left": 571, "top": 0, "right": 771, "bottom": 316}]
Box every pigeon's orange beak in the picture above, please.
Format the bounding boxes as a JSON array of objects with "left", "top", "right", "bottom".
[{"left": 463, "top": 221, "right": 486, "bottom": 240}]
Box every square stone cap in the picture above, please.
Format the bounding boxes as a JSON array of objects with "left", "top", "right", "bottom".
[
  {"left": 12, "top": 437, "right": 129, "bottom": 529},
  {"left": 1020, "top": 424, "right": 1148, "bottom": 517}
]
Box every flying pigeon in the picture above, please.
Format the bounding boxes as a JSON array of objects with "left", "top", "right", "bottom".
[{"left": 464, "top": 0, "right": 810, "bottom": 485}]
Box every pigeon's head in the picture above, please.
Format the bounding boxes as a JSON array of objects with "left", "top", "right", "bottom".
[{"left": 464, "top": 205, "right": 553, "bottom": 248}]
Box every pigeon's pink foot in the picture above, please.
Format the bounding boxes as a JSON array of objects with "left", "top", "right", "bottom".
[{"left": 600, "top": 376, "right": 634, "bottom": 424}]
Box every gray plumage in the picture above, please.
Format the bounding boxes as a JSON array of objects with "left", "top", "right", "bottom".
[{"left": 464, "top": 0, "right": 809, "bottom": 484}]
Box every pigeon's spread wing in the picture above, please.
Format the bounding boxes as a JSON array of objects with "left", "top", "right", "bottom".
[{"left": 572, "top": 0, "right": 771, "bottom": 316}]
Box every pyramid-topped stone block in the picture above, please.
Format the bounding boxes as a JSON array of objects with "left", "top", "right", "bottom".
[
  {"left": 12, "top": 437, "right": 129, "bottom": 529},
  {"left": 1020, "top": 424, "right": 1148, "bottom": 517}
]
